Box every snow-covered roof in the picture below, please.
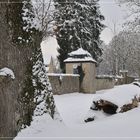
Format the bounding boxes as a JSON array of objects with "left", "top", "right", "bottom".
[
  {"left": 68, "top": 48, "right": 91, "bottom": 57},
  {"left": 64, "top": 48, "right": 96, "bottom": 63},
  {"left": 64, "top": 57, "right": 96, "bottom": 63}
]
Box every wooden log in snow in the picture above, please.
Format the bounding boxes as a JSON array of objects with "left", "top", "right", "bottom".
[
  {"left": 119, "top": 96, "right": 139, "bottom": 113},
  {"left": 91, "top": 100, "right": 118, "bottom": 114},
  {"left": 91, "top": 96, "right": 140, "bottom": 114}
]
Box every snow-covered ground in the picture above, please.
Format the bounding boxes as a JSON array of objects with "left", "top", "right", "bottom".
[{"left": 15, "top": 84, "right": 140, "bottom": 140}]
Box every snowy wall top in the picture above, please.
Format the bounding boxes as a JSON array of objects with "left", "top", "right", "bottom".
[{"left": 119, "top": 70, "right": 128, "bottom": 73}]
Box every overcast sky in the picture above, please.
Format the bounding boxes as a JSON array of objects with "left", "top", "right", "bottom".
[{"left": 99, "top": 0, "right": 126, "bottom": 44}]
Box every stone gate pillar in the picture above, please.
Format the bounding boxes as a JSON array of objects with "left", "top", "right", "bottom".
[{"left": 64, "top": 48, "right": 96, "bottom": 93}]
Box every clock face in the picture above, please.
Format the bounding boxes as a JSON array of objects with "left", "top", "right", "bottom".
[{"left": 73, "top": 64, "right": 78, "bottom": 69}]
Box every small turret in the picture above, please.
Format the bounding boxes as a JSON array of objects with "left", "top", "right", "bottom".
[{"left": 64, "top": 48, "right": 96, "bottom": 93}]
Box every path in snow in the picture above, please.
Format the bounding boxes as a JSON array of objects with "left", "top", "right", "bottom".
[{"left": 54, "top": 92, "right": 106, "bottom": 127}]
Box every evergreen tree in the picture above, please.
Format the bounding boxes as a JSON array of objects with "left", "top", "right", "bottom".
[
  {"left": 32, "top": 47, "right": 56, "bottom": 118},
  {"left": 54, "top": 0, "right": 105, "bottom": 72}
]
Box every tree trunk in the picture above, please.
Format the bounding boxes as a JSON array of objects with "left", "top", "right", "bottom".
[
  {"left": 0, "top": 1, "right": 58, "bottom": 138},
  {"left": 0, "top": 3, "right": 40, "bottom": 139}
]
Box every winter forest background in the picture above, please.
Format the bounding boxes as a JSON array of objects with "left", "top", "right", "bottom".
[{"left": 0, "top": 0, "right": 140, "bottom": 139}]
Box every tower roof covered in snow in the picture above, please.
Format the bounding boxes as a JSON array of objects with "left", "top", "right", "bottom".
[
  {"left": 68, "top": 48, "right": 91, "bottom": 57},
  {"left": 64, "top": 48, "right": 96, "bottom": 63}
]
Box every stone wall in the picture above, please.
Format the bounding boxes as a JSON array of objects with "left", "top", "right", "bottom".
[
  {"left": 48, "top": 74, "right": 79, "bottom": 95},
  {"left": 127, "top": 76, "right": 135, "bottom": 84},
  {"left": 48, "top": 74, "right": 115, "bottom": 95},
  {"left": 95, "top": 76, "right": 115, "bottom": 91},
  {"left": 115, "top": 76, "right": 135, "bottom": 85}
]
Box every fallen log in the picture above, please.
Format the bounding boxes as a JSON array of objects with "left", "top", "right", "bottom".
[
  {"left": 91, "top": 100, "right": 118, "bottom": 114},
  {"left": 86, "top": 85, "right": 140, "bottom": 123},
  {"left": 91, "top": 95, "right": 140, "bottom": 114},
  {"left": 119, "top": 96, "right": 139, "bottom": 113}
]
